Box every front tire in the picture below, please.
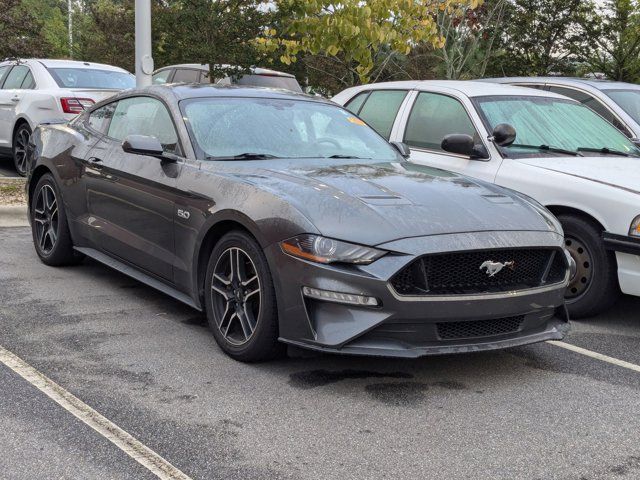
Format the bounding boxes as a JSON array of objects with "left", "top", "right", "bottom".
[
  {"left": 30, "top": 173, "right": 81, "bottom": 266},
  {"left": 13, "top": 123, "right": 31, "bottom": 177},
  {"left": 204, "top": 230, "right": 283, "bottom": 362},
  {"left": 559, "top": 214, "right": 619, "bottom": 318}
]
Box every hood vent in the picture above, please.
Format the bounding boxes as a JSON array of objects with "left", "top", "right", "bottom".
[{"left": 358, "top": 194, "right": 413, "bottom": 206}]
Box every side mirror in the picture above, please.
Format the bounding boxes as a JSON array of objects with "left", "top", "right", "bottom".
[
  {"left": 441, "top": 134, "right": 489, "bottom": 160},
  {"left": 122, "top": 135, "right": 175, "bottom": 161},
  {"left": 492, "top": 123, "right": 517, "bottom": 147},
  {"left": 391, "top": 141, "right": 411, "bottom": 158}
]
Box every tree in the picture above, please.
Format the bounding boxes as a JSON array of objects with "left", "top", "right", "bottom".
[
  {"left": 434, "top": 0, "right": 508, "bottom": 79},
  {"left": 487, "top": 0, "right": 596, "bottom": 77},
  {"left": 263, "top": 0, "right": 481, "bottom": 87},
  {"left": 157, "top": 0, "right": 272, "bottom": 80},
  {"left": 0, "top": 0, "right": 50, "bottom": 58},
  {"left": 581, "top": 0, "right": 640, "bottom": 81}
]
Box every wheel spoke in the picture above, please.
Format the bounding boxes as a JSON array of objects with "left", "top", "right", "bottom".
[
  {"left": 237, "top": 310, "right": 253, "bottom": 340},
  {"left": 38, "top": 226, "right": 47, "bottom": 250},
  {"left": 48, "top": 227, "right": 57, "bottom": 245},
  {"left": 218, "top": 303, "right": 234, "bottom": 334},
  {"left": 241, "top": 274, "right": 258, "bottom": 287},
  {"left": 244, "top": 286, "right": 260, "bottom": 302},
  {"left": 211, "top": 279, "right": 232, "bottom": 300}
]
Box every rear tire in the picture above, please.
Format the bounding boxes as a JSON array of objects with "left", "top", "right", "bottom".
[
  {"left": 559, "top": 214, "right": 619, "bottom": 318},
  {"left": 13, "top": 123, "right": 31, "bottom": 177},
  {"left": 204, "top": 230, "right": 283, "bottom": 362},
  {"left": 30, "top": 173, "right": 82, "bottom": 266}
]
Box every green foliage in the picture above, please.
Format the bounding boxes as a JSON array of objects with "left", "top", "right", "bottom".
[
  {"left": 263, "top": 0, "right": 481, "bottom": 86},
  {"left": 0, "top": 0, "right": 51, "bottom": 58},
  {"left": 582, "top": 0, "right": 640, "bottom": 82}
]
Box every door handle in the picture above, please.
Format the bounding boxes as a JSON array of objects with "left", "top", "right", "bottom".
[
  {"left": 88, "top": 157, "right": 102, "bottom": 163},
  {"left": 11, "top": 97, "right": 20, "bottom": 102}
]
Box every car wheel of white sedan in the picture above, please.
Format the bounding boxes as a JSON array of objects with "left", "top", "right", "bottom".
[
  {"left": 13, "top": 123, "right": 31, "bottom": 177},
  {"left": 559, "top": 214, "right": 620, "bottom": 318}
]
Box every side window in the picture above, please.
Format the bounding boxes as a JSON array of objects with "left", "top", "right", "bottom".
[
  {"left": 3, "top": 65, "right": 30, "bottom": 89},
  {"left": 198, "top": 71, "right": 211, "bottom": 84},
  {"left": 548, "top": 86, "right": 632, "bottom": 137},
  {"left": 152, "top": 69, "right": 173, "bottom": 84},
  {"left": 172, "top": 69, "right": 200, "bottom": 83},
  {"left": 0, "top": 66, "right": 12, "bottom": 88},
  {"left": 357, "top": 90, "right": 407, "bottom": 139},
  {"left": 20, "top": 70, "right": 35, "bottom": 89},
  {"left": 345, "top": 92, "right": 369, "bottom": 114},
  {"left": 404, "top": 92, "right": 478, "bottom": 152},
  {"left": 87, "top": 102, "right": 117, "bottom": 134},
  {"left": 108, "top": 96, "right": 179, "bottom": 153}
]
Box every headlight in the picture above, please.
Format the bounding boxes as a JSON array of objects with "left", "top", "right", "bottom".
[
  {"left": 281, "top": 234, "right": 386, "bottom": 265},
  {"left": 631, "top": 215, "right": 640, "bottom": 237}
]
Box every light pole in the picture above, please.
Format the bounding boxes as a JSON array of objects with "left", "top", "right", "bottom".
[
  {"left": 68, "top": 0, "right": 73, "bottom": 58},
  {"left": 135, "top": 0, "right": 154, "bottom": 87}
]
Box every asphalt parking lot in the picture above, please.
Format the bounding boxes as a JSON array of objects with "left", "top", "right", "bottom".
[{"left": 1, "top": 226, "right": 640, "bottom": 480}]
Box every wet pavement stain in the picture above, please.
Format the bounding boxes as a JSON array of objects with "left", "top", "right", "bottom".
[
  {"left": 365, "top": 382, "right": 429, "bottom": 406},
  {"left": 288, "top": 369, "right": 413, "bottom": 389}
]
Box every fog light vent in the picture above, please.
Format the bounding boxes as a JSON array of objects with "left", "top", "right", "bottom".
[{"left": 302, "top": 287, "right": 379, "bottom": 307}]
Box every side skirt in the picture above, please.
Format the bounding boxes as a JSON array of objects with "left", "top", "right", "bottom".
[{"left": 74, "top": 247, "right": 202, "bottom": 311}]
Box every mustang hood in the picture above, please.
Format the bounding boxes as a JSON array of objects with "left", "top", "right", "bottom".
[
  {"left": 515, "top": 156, "right": 640, "bottom": 195},
  {"left": 225, "top": 161, "right": 557, "bottom": 246}
]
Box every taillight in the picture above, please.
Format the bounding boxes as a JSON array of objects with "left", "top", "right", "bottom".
[{"left": 60, "top": 97, "right": 95, "bottom": 114}]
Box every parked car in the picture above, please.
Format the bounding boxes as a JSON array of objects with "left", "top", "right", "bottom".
[
  {"left": 485, "top": 77, "right": 640, "bottom": 143},
  {"left": 0, "top": 58, "right": 134, "bottom": 176},
  {"left": 152, "top": 63, "right": 302, "bottom": 92},
  {"left": 333, "top": 81, "right": 640, "bottom": 317},
  {"left": 26, "top": 84, "right": 571, "bottom": 361}
]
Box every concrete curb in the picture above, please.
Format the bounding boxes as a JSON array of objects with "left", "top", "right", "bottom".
[{"left": 0, "top": 205, "right": 29, "bottom": 227}]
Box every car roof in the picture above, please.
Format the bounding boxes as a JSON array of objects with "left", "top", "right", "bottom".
[
  {"left": 485, "top": 76, "right": 640, "bottom": 92},
  {"left": 0, "top": 58, "right": 130, "bottom": 73},
  {"left": 351, "top": 80, "right": 568, "bottom": 99},
  {"left": 154, "top": 63, "right": 296, "bottom": 78},
  {"left": 132, "top": 83, "right": 329, "bottom": 103}
]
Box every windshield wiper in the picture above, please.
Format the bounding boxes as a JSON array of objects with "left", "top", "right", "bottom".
[
  {"left": 327, "top": 154, "right": 371, "bottom": 159},
  {"left": 510, "top": 144, "right": 583, "bottom": 157},
  {"left": 207, "top": 152, "right": 279, "bottom": 161},
  {"left": 577, "top": 146, "right": 638, "bottom": 157}
]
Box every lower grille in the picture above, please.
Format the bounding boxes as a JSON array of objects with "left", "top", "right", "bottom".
[
  {"left": 391, "top": 248, "right": 567, "bottom": 296},
  {"left": 436, "top": 316, "right": 524, "bottom": 340}
]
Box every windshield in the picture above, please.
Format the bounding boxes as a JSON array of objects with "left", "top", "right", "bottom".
[
  {"left": 180, "top": 97, "right": 401, "bottom": 161},
  {"left": 48, "top": 68, "right": 135, "bottom": 89},
  {"left": 603, "top": 89, "right": 640, "bottom": 126},
  {"left": 474, "top": 95, "right": 640, "bottom": 158}
]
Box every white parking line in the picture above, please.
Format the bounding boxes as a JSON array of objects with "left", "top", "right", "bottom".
[
  {"left": 548, "top": 340, "right": 640, "bottom": 373},
  {"left": 0, "top": 344, "right": 192, "bottom": 480}
]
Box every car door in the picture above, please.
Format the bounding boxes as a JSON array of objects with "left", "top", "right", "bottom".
[
  {"left": 393, "top": 90, "right": 500, "bottom": 182},
  {"left": 0, "top": 65, "right": 30, "bottom": 149},
  {"left": 84, "top": 95, "right": 182, "bottom": 281}
]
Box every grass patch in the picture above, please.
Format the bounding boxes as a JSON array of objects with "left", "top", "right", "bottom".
[{"left": 0, "top": 179, "right": 26, "bottom": 205}]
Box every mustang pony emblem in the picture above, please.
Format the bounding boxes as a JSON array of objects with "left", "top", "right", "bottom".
[{"left": 480, "top": 260, "right": 515, "bottom": 277}]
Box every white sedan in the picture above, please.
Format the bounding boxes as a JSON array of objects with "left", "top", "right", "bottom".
[
  {"left": 0, "top": 58, "right": 134, "bottom": 176},
  {"left": 333, "top": 81, "right": 640, "bottom": 317}
]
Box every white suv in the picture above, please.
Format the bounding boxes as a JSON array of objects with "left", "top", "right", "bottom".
[{"left": 0, "top": 59, "right": 134, "bottom": 176}]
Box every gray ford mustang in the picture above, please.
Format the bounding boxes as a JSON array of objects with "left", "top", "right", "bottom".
[{"left": 26, "top": 84, "right": 572, "bottom": 361}]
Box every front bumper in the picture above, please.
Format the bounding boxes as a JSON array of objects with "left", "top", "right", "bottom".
[
  {"left": 266, "top": 230, "right": 569, "bottom": 358},
  {"left": 603, "top": 232, "right": 640, "bottom": 297}
]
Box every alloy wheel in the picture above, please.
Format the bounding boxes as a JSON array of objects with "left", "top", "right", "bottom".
[
  {"left": 210, "top": 247, "right": 262, "bottom": 346},
  {"left": 33, "top": 184, "right": 59, "bottom": 255},
  {"left": 14, "top": 127, "right": 30, "bottom": 176},
  {"left": 565, "top": 235, "right": 593, "bottom": 300}
]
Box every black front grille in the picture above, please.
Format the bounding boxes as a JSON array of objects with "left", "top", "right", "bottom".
[
  {"left": 390, "top": 248, "right": 567, "bottom": 296},
  {"left": 437, "top": 316, "right": 524, "bottom": 340}
]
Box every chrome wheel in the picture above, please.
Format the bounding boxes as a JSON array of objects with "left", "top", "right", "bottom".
[
  {"left": 565, "top": 235, "right": 593, "bottom": 299},
  {"left": 14, "top": 127, "right": 30, "bottom": 176},
  {"left": 210, "top": 247, "right": 261, "bottom": 346},
  {"left": 33, "top": 184, "right": 59, "bottom": 255}
]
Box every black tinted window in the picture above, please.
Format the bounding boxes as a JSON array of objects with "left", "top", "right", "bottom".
[
  {"left": 404, "top": 92, "right": 477, "bottom": 151},
  {"left": 357, "top": 90, "right": 407, "bottom": 139},
  {"left": 0, "top": 66, "right": 12, "bottom": 87},
  {"left": 88, "top": 103, "right": 116, "bottom": 134},
  {"left": 173, "top": 69, "right": 200, "bottom": 83},
  {"left": 345, "top": 92, "right": 368, "bottom": 114},
  {"left": 108, "top": 96, "right": 179, "bottom": 153},
  {"left": 3, "top": 66, "right": 29, "bottom": 89}
]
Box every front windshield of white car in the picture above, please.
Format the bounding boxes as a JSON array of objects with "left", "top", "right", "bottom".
[
  {"left": 603, "top": 89, "right": 640, "bottom": 126},
  {"left": 180, "top": 96, "right": 401, "bottom": 161},
  {"left": 474, "top": 95, "right": 640, "bottom": 158}
]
